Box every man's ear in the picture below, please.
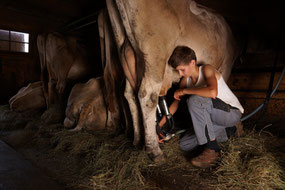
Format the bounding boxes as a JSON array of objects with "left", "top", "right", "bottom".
[{"left": 190, "top": 60, "right": 196, "bottom": 65}]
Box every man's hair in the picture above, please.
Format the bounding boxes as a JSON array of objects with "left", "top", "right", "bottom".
[{"left": 168, "top": 46, "right": 197, "bottom": 68}]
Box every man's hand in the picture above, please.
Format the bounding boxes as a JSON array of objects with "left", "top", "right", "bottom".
[{"left": 174, "top": 89, "right": 185, "bottom": 100}]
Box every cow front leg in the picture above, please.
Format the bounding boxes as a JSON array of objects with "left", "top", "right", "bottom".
[
  {"left": 48, "top": 79, "right": 59, "bottom": 106},
  {"left": 124, "top": 80, "right": 142, "bottom": 146},
  {"left": 41, "top": 79, "right": 64, "bottom": 123},
  {"left": 138, "top": 80, "right": 164, "bottom": 162}
]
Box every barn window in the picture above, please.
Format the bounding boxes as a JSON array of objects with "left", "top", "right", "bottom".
[{"left": 0, "top": 29, "right": 29, "bottom": 53}]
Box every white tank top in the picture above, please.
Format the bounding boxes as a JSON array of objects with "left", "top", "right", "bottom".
[{"left": 186, "top": 65, "right": 244, "bottom": 113}]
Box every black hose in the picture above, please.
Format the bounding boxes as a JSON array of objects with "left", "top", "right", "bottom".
[{"left": 241, "top": 65, "right": 285, "bottom": 122}]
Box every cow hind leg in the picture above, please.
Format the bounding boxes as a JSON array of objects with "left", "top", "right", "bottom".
[
  {"left": 138, "top": 79, "right": 165, "bottom": 162},
  {"left": 124, "top": 80, "right": 142, "bottom": 146}
]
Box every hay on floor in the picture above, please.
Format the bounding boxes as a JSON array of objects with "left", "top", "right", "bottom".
[
  {"left": 47, "top": 130, "right": 153, "bottom": 190},
  {"left": 1, "top": 107, "right": 284, "bottom": 190},
  {"left": 213, "top": 130, "right": 285, "bottom": 190}
]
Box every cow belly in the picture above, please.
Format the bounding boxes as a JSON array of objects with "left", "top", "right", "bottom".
[{"left": 67, "top": 59, "right": 91, "bottom": 80}]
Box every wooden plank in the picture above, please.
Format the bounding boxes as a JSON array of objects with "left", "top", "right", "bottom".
[
  {"left": 228, "top": 72, "right": 285, "bottom": 91},
  {"left": 239, "top": 98, "right": 285, "bottom": 120},
  {"left": 233, "top": 91, "right": 285, "bottom": 99}
]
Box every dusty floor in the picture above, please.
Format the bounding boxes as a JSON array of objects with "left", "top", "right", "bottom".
[
  {"left": 0, "top": 140, "right": 64, "bottom": 190},
  {"left": 0, "top": 105, "right": 284, "bottom": 190}
]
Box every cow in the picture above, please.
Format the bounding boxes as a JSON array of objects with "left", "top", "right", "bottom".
[
  {"left": 64, "top": 77, "right": 115, "bottom": 131},
  {"left": 63, "top": 9, "right": 130, "bottom": 132},
  {"left": 105, "top": 0, "right": 238, "bottom": 161},
  {"left": 37, "top": 32, "right": 95, "bottom": 121},
  {"left": 9, "top": 81, "right": 46, "bottom": 112},
  {"left": 98, "top": 10, "right": 134, "bottom": 134}
]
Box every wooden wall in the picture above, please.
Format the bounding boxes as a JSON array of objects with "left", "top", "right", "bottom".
[
  {"left": 228, "top": 51, "right": 285, "bottom": 119},
  {"left": 0, "top": 35, "right": 40, "bottom": 104},
  {"left": 0, "top": 6, "right": 101, "bottom": 104},
  {"left": 0, "top": 9, "right": 53, "bottom": 104}
]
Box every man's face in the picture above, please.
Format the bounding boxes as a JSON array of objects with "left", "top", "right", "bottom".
[{"left": 175, "top": 60, "right": 195, "bottom": 77}]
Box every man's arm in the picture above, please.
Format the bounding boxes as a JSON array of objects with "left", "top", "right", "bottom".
[
  {"left": 174, "top": 65, "right": 218, "bottom": 100},
  {"left": 158, "top": 77, "right": 187, "bottom": 127}
]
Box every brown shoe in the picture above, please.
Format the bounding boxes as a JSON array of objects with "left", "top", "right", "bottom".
[{"left": 191, "top": 148, "right": 219, "bottom": 168}]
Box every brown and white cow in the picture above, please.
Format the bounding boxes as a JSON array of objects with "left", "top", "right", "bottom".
[
  {"left": 98, "top": 10, "right": 134, "bottom": 134},
  {"left": 64, "top": 10, "right": 130, "bottom": 132},
  {"left": 105, "top": 0, "right": 238, "bottom": 161},
  {"left": 64, "top": 77, "right": 115, "bottom": 131},
  {"left": 37, "top": 32, "right": 95, "bottom": 110},
  {"left": 9, "top": 81, "right": 46, "bottom": 112}
]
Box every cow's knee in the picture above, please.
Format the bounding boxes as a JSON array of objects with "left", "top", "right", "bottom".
[
  {"left": 138, "top": 89, "right": 146, "bottom": 99},
  {"left": 142, "top": 92, "right": 158, "bottom": 110}
]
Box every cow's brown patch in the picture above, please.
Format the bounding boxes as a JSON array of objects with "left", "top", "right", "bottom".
[{"left": 150, "top": 92, "right": 158, "bottom": 105}]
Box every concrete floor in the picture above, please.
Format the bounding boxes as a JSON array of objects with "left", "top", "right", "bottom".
[{"left": 0, "top": 140, "right": 63, "bottom": 190}]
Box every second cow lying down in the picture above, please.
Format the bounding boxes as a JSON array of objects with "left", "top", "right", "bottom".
[{"left": 64, "top": 77, "right": 116, "bottom": 131}]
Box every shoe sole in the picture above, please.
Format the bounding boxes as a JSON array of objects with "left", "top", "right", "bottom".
[{"left": 191, "top": 160, "right": 217, "bottom": 168}]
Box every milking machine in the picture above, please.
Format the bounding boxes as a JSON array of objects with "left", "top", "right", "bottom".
[{"left": 156, "top": 96, "right": 176, "bottom": 142}]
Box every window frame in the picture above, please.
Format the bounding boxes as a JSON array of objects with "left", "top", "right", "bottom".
[{"left": 0, "top": 29, "right": 30, "bottom": 53}]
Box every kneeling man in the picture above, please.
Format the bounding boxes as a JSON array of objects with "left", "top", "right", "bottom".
[{"left": 160, "top": 46, "right": 244, "bottom": 168}]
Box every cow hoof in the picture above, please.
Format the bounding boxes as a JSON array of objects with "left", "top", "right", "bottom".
[
  {"left": 152, "top": 153, "right": 166, "bottom": 163},
  {"left": 133, "top": 138, "right": 142, "bottom": 147}
]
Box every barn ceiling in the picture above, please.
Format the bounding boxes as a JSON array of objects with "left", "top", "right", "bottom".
[
  {"left": 0, "top": 0, "right": 105, "bottom": 32},
  {"left": 0, "top": 0, "right": 283, "bottom": 33},
  {"left": 0, "top": 0, "right": 283, "bottom": 30}
]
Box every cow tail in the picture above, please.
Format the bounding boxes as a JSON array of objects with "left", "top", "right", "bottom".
[
  {"left": 41, "top": 33, "right": 49, "bottom": 108},
  {"left": 100, "top": 77, "right": 109, "bottom": 129}
]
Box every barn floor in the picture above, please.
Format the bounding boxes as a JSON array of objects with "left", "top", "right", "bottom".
[
  {"left": 0, "top": 140, "right": 63, "bottom": 190},
  {"left": 0, "top": 104, "right": 284, "bottom": 190}
]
